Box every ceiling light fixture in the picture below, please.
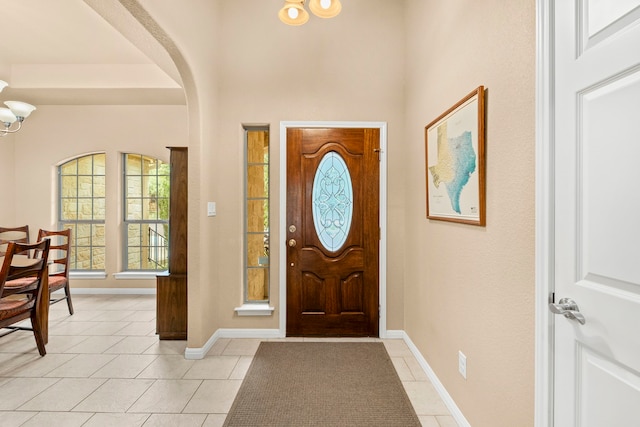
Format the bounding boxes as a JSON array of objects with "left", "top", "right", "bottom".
[
  {"left": 279, "top": 0, "right": 342, "bottom": 26},
  {"left": 0, "top": 80, "right": 36, "bottom": 137}
]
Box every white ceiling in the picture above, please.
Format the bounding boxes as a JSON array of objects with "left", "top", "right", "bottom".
[{"left": 0, "top": 0, "right": 184, "bottom": 105}]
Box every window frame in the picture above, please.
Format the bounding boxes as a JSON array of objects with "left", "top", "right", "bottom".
[
  {"left": 243, "top": 125, "right": 271, "bottom": 305},
  {"left": 58, "top": 152, "right": 107, "bottom": 272},
  {"left": 122, "top": 153, "right": 170, "bottom": 272}
]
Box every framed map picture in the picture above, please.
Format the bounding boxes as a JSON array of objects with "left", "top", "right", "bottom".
[{"left": 425, "top": 86, "right": 486, "bottom": 226}]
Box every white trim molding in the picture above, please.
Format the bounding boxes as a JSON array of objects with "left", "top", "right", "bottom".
[
  {"left": 65, "top": 288, "right": 156, "bottom": 295},
  {"left": 384, "top": 329, "right": 405, "bottom": 339},
  {"left": 400, "top": 331, "right": 471, "bottom": 427},
  {"left": 535, "top": 0, "right": 553, "bottom": 426},
  {"left": 234, "top": 303, "right": 275, "bottom": 316},
  {"left": 278, "top": 121, "right": 388, "bottom": 337},
  {"left": 113, "top": 271, "right": 164, "bottom": 280},
  {"left": 69, "top": 271, "right": 107, "bottom": 280},
  {"left": 184, "top": 328, "right": 283, "bottom": 360}
]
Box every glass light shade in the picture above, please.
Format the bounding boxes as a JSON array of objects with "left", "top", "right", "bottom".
[
  {"left": 0, "top": 80, "right": 7, "bottom": 93},
  {"left": 0, "top": 108, "right": 17, "bottom": 125},
  {"left": 309, "top": 0, "right": 341, "bottom": 18},
  {"left": 278, "top": 1, "right": 309, "bottom": 25},
  {"left": 4, "top": 101, "right": 36, "bottom": 120}
]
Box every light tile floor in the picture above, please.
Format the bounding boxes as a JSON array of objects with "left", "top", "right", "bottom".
[{"left": 0, "top": 295, "right": 455, "bottom": 427}]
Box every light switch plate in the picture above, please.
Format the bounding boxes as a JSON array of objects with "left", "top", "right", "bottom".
[
  {"left": 207, "top": 201, "right": 216, "bottom": 217},
  {"left": 458, "top": 351, "right": 467, "bottom": 379}
]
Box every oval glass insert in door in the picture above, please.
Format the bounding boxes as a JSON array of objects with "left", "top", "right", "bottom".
[{"left": 312, "top": 151, "right": 353, "bottom": 251}]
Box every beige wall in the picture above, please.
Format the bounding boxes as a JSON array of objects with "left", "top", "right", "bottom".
[
  {"left": 139, "top": 0, "right": 407, "bottom": 344},
  {"left": 136, "top": 0, "right": 220, "bottom": 347},
  {"left": 213, "top": 0, "right": 407, "bottom": 330},
  {"left": 7, "top": 105, "right": 187, "bottom": 289},
  {"left": 403, "top": 1, "right": 536, "bottom": 426},
  {"left": 138, "top": 3, "right": 535, "bottom": 425},
  {"left": 0, "top": 134, "right": 16, "bottom": 225},
  {"left": 0, "top": 61, "right": 16, "bottom": 224},
  {"left": 2, "top": 0, "right": 536, "bottom": 424}
]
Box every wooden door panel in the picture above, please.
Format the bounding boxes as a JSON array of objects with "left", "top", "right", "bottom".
[
  {"left": 292, "top": 310, "right": 372, "bottom": 336},
  {"left": 299, "top": 247, "right": 364, "bottom": 275},
  {"left": 299, "top": 270, "right": 365, "bottom": 315},
  {"left": 340, "top": 273, "right": 364, "bottom": 313},
  {"left": 300, "top": 272, "right": 325, "bottom": 313},
  {"left": 287, "top": 127, "right": 379, "bottom": 337},
  {"left": 298, "top": 128, "right": 367, "bottom": 155}
]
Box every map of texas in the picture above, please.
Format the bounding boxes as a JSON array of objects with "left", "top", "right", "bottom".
[{"left": 428, "top": 122, "right": 476, "bottom": 214}]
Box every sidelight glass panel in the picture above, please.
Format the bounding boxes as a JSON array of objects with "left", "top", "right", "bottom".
[
  {"left": 244, "top": 127, "right": 270, "bottom": 303},
  {"left": 312, "top": 151, "right": 353, "bottom": 251}
]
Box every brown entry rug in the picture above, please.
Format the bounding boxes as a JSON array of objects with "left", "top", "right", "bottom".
[{"left": 223, "top": 341, "right": 421, "bottom": 427}]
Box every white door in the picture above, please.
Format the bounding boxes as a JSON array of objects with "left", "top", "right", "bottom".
[{"left": 552, "top": 1, "right": 640, "bottom": 425}]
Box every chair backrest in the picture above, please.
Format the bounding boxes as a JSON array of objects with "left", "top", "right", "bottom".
[
  {"left": 37, "top": 229, "right": 71, "bottom": 279},
  {"left": 0, "top": 239, "right": 50, "bottom": 298},
  {"left": 0, "top": 225, "right": 30, "bottom": 256}
]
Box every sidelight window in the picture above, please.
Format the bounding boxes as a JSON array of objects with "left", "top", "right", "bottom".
[{"left": 244, "top": 126, "right": 270, "bottom": 303}]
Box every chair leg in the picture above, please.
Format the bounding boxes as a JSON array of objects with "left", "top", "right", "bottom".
[
  {"left": 64, "top": 282, "right": 74, "bottom": 315},
  {"left": 30, "top": 311, "right": 47, "bottom": 356}
]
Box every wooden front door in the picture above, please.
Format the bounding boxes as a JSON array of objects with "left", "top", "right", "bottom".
[{"left": 286, "top": 127, "right": 380, "bottom": 337}]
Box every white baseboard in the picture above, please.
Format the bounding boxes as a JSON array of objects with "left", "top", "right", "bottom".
[
  {"left": 65, "top": 288, "right": 156, "bottom": 295},
  {"left": 385, "top": 329, "right": 405, "bottom": 339},
  {"left": 185, "top": 330, "right": 220, "bottom": 360},
  {"left": 400, "top": 331, "right": 471, "bottom": 427},
  {"left": 184, "top": 328, "right": 283, "bottom": 360}
]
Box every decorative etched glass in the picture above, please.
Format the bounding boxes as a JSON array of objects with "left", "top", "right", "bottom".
[{"left": 312, "top": 151, "right": 353, "bottom": 251}]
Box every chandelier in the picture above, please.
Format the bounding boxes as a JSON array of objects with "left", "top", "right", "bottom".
[
  {"left": 0, "top": 80, "right": 36, "bottom": 137},
  {"left": 279, "top": 0, "right": 342, "bottom": 26}
]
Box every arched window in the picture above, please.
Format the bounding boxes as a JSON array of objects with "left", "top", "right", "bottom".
[{"left": 58, "top": 153, "right": 106, "bottom": 271}]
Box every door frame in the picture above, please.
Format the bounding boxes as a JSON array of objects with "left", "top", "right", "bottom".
[
  {"left": 535, "top": 1, "right": 553, "bottom": 426},
  {"left": 279, "top": 121, "right": 388, "bottom": 338}
]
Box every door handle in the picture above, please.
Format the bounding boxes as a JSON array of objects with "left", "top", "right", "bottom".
[
  {"left": 549, "top": 298, "right": 586, "bottom": 325},
  {"left": 288, "top": 239, "right": 297, "bottom": 247}
]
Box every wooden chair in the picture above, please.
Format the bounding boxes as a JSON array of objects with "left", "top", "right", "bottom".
[
  {"left": 0, "top": 225, "right": 29, "bottom": 256},
  {"left": 38, "top": 229, "right": 73, "bottom": 315},
  {"left": 0, "top": 239, "right": 51, "bottom": 356}
]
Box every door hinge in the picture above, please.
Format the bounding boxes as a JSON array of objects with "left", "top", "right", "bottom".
[
  {"left": 374, "top": 148, "right": 382, "bottom": 161},
  {"left": 379, "top": 305, "right": 381, "bottom": 319}
]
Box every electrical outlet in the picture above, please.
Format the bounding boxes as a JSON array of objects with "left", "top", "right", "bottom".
[{"left": 458, "top": 351, "right": 467, "bottom": 379}]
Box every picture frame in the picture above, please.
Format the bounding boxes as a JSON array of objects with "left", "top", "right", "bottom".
[{"left": 425, "top": 86, "right": 486, "bottom": 226}]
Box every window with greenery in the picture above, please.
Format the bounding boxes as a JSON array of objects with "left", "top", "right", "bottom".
[
  {"left": 245, "top": 126, "right": 270, "bottom": 303},
  {"left": 59, "top": 153, "right": 106, "bottom": 271},
  {"left": 123, "top": 153, "right": 170, "bottom": 271}
]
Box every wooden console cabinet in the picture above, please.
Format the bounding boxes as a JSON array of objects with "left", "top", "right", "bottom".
[{"left": 157, "top": 147, "right": 188, "bottom": 340}]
